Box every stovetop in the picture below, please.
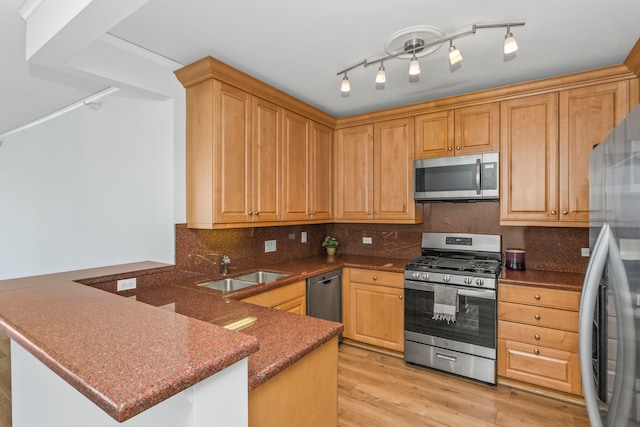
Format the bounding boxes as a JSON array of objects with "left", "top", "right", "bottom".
[{"left": 406, "top": 251, "right": 502, "bottom": 277}]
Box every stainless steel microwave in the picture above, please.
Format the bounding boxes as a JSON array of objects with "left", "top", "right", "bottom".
[{"left": 414, "top": 152, "right": 499, "bottom": 201}]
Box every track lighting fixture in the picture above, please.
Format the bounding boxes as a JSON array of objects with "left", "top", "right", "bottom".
[
  {"left": 409, "top": 53, "right": 420, "bottom": 76},
  {"left": 337, "top": 21, "right": 524, "bottom": 94},
  {"left": 503, "top": 25, "right": 518, "bottom": 54},
  {"left": 375, "top": 62, "right": 386, "bottom": 84},
  {"left": 341, "top": 73, "right": 350, "bottom": 93},
  {"left": 448, "top": 40, "right": 463, "bottom": 65}
]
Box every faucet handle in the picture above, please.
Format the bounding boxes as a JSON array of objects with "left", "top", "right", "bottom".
[{"left": 221, "top": 254, "right": 231, "bottom": 265}]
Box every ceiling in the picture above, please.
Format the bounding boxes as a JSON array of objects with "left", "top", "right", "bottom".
[{"left": 2, "top": 0, "right": 640, "bottom": 135}]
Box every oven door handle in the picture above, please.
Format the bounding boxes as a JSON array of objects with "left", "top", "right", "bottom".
[{"left": 404, "top": 281, "right": 495, "bottom": 300}]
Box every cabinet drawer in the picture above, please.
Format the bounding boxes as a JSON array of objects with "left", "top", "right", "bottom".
[
  {"left": 499, "top": 283, "right": 580, "bottom": 311},
  {"left": 349, "top": 269, "right": 403, "bottom": 288},
  {"left": 498, "top": 302, "right": 578, "bottom": 332},
  {"left": 498, "top": 321, "right": 578, "bottom": 352},
  {"left": 241, "top": 280, "right": 305, "bottom": 308},
  {"left": 498, "top": 339, "right": 582, "bottom": 395}
]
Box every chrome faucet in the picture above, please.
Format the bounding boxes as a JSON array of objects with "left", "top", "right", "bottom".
[{"left": 221, "top": 254, "right": 231, "bottom": 275}]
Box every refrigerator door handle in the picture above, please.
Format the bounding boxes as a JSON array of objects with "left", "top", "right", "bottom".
[{"left": 579, "top": 223, "right": 609, "bottom": 427}]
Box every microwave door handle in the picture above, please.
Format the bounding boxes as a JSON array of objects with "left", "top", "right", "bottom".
[{"left": 475, "top": 158, "right": 481, "bottom": 195}]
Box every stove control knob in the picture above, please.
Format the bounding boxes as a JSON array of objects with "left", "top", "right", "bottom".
[
  {"left": 424, "top": 273, "right": 430, "bottom": 281},
  {"left": 475, "top": 278, "right": 485, "bottom": 286},
  {"left": 443, "top": 275, "right": 450, "bottom": 283},
  {"left": 412, "top": 272, "right": 419, "bottom": 279},
  {"left": 464, "top": 277, "right": 472, "bottom": 285}
]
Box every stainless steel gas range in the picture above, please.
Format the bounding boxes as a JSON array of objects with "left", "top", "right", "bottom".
[{"left": 404, "top": 232, "right": 501, "bottom": 384}]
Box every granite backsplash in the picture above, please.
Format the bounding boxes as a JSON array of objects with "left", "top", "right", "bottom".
[{"left": 174, "top": 202, "right": 589, "bottom": 275}]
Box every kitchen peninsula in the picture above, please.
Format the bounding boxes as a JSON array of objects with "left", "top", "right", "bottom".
[{"left": 0, "top": 260, "right": 343, "bottom": 427}]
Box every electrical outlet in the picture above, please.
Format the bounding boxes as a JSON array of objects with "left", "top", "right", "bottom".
[
  {"left": 117, "top": 278, "right": 136, "bottom": 292},
  {"left": 265, "top": 240, "right": 277, "bottom": 253},
  {"left": 288, "top": 233, "right": 296, "bottom": 240},
  {"left": 301, "top": 232, "right": 307, "bottom": 243},
  {"left": 363, "top": 237, "right": 372, "bottom": 244},
  {"left": 581, "top": 247, "right": 590, "bottom": 257}
]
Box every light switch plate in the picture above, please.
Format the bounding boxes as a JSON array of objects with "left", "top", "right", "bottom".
[
  {"left": 265, "top": 240, "right": 277, "bottom": 252},
  {"left": 581, "top": 247, "right": 590, "bottom": 257},
  {"left": 363, "top": 237, "right": 372, "bottom": 244},
  {"left": 117, "top": 278, "right": 136, "bottom": 292},
  {"left": 301, "top": 232, "right": 307, "bottom": 243}
]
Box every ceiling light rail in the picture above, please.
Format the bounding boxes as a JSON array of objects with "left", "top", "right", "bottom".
[{"left": 337, "top": 21, "right": 525, "bottom": 94}]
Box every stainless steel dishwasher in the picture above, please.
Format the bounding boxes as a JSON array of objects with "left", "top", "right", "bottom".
[{"left": 306, "top": 269, "right": 342, "bottom": 340}]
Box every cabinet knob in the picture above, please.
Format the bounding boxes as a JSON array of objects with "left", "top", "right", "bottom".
[
  {"left": 367, "top": 211, "right": 372, "bottom": 215},
  {"left": 534, "top": 314, "right": 541, "bottom": 320},
  {"left": 448, "top": 147, "right": 453, "bottom": 151},
  {"left": 534, "top": 294, "right": 540, "bottom": 300},
  {"left": 533, "top": 349, "right": 540, "bottom": 355},
  {"left": 562, "top": 210, "right": 569, "bottom": 215},
  {"left": 456, "top": 146, "right": 461, "bottom": 150},
  {"left": 310, "top": 211, "right": 316, "bottom": 215},
  {"left": 550, "top": 210, "right": 557, "bottom": 215},
  {"left": 374, "top": 211, "right": 379, "bottom": 215},
  {"left": 248, "top": 211, "right": 253, "bottom": 216},
  {"left": 373, "top": 276, "right": 377, "bottom": 281},
  {"left": 255, "top": 211, "right": 260, "bottom": 216},
  {"left": 534, "top": 334, "right": 540, "bottom": 340},
  {"left": 399, "top": 295, "right": 404, "bottom": 300}
]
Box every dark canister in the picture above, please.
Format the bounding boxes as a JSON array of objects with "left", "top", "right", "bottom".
[{"left": 505, "top": 248, "right": 526, "bottom": 270}]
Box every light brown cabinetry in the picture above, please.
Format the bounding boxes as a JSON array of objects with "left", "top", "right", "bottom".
[
  {"left": 183, "top": 80, "right": 281, "bottom": 227},
  {"left": 342, "top": 268, "right": 404, "bottom": 352},
  {"left": 241, "top": 280, "right": 306, "bottom": 315},
  {"left": 335, "top": 118, "right": 422, "bottom": 223},
  {"left": 501, "top": 82, "right": 629, "bottom": 226},
  {"left": 282, "top": 111, "right": 333, "bottom": 222},
  {"left": 415, "top": 103, "right": 499, "bottom": 159},
  {"left": 498, "top": 283, "right": 582, "bottom": 395}
]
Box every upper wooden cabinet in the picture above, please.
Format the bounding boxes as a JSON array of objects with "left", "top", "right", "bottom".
[
  {"left": 282, "top": 111, "right": 333, "bottom": 222},
  {"left": 335, "top": 118, "right": 422, "bottom": 223},
  {"left": 501, "top": 81, "right": 629, "bottom": 226},
  {"left": 415, "top": 103, "right": 499, "bottom": 159}
]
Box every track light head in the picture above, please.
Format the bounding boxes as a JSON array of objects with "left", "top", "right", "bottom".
[
  {"left": 503, "top": 25, "right": 518, "bottom": 54},
  {"left": 448, "top": 40, "right": 463, "bottom": 65},
  {"left": 376, "top": 62, "right": 386, "bottom": 84},
  {"left": 409, "top": 54, "right": 420, "bottom": 76},
  {"left": 341, "top": 73, "right": 350, "bottom": 93}
]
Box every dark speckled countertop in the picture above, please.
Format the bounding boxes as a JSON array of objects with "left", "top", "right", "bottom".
[
  {"left": 0, "top": 255, "right": 405, "bottom": 423},
  {"left": 499, "top": 268, "right": 585, "bottom": 292}
]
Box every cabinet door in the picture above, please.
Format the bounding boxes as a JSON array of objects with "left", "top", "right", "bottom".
[
  {"left": 374, "top": 118, "right": 415, "bottom": 221},
  {"left": 500, "top": 93, "right": 559, "bottom": 224},
  {"left": 559, "top": 81, "right": 629, "bottom": 224},
  {"left": 309, "top": 122, "right": 333, "bottom": 220},
  {"left": 349, "top": 282, "right": 404, "bottom": 351},
  {"left": 215, "top": 83, "right": 252, "bottom": 223},
  {"left": 334, "top": 125, "right": 374, "bottom": 220},
  {"left": 282, "top": 110, "right": 310, "bottom": 221},
  {"left": 252, "top": 98, "right": 281, "bottom": 222},
  {"left": 454, "top": 103, "right": 500, "bottom": 155},
  {"left": 415, "top": 110, "right": 454, "bottom": 158}
]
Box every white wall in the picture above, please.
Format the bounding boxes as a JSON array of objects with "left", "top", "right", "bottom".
[{"left": 0, "top": 95, "right": 175, "bottom": 280}]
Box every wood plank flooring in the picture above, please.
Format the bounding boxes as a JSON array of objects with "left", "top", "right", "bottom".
[
  {"left": 338, "top": 344, "right": 590, "bottom": 427},
  {"left": 0, "top": 331, "right": 590, "bottom": 427}
]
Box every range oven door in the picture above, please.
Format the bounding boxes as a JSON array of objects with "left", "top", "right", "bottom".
[{"left": 404, "top": 279, "right": 496, "bottom": 358}]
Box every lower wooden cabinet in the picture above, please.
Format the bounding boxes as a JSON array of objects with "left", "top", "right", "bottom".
[
  {"left": 241, "top": 280, "right": 306, "bottom": 315},
  {"left": 498, "top": 282, "right": 582, "bottom": 395},
  {"left": 343, "top": 268, "right": 404, "bottom": 352}
]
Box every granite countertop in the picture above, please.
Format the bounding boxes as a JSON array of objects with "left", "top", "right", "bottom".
[
  {"left": 0, "top": 255, "right": 405, "bottom": 423},
  {"left": 499, "top": 268, "right": 585, "bottom": 292}
]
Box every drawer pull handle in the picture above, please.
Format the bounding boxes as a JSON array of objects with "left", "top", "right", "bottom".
[
  {"left": 534, "top": 314, "right": 541, "bottom": 320},
  {"left": 436, "top": 353, "right": 457, "bottom": 362},
  {"left": 399, "top": 295, "right": 404, "bottom": 300},
  {"left": 373, "top": 276, "right": 378, "bottom": 281},
  {"left": 534, "top": 294, "right": 540, "bottom": 300},
  {"left": 533, "top": 349, "right": 540, "bottom": 355},
  {"left": 534, "top": 334, "right": 540, "bottom": 340}
]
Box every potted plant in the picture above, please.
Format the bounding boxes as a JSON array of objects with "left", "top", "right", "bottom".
[{"left": 322, "top": 236, "right": 339, "bottom": 256}]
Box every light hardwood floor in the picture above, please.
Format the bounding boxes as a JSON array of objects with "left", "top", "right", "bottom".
[
  {"left": 0, "top": 332, "right": 589, "bottom": 427},
  {"left": 338, "top": 344, "right": 590, "bottom": 427}
]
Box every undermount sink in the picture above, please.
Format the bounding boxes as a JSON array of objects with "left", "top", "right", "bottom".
[
  {"left": 196, "top": 278, "right": 258, "bottom": 293},
  {"left": 234, "top": 270, "right": 290, "bottom": 283},
  {"left": 196, "top": 270, "right": 290, "bottom": 293}
]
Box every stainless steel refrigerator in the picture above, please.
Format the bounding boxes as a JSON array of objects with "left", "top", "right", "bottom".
[{"left": 580, "top": 105, "right": 640, "bottom": 426}]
